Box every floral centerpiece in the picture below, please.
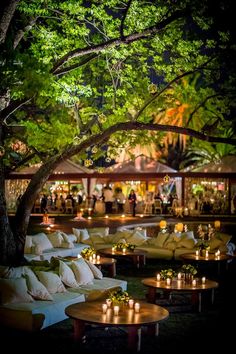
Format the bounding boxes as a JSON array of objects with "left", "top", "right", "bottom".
[
  {"left": 159, "top": 268, "right": 176, "bottom": 280},
  {"left": 112, "top": 242, "right": 136, "bottom": 251},
  {"left": 81, "top": 247, "right": 96, "bottom": 259},
  {"left": 180, "top": 264, "right": 197, "bottom": 282},
  {"left": 108, "top": 289, "right": 130, "bottom": 306},
  {"left": 181, "top": 264, "right": 197, "bottom": 276}
]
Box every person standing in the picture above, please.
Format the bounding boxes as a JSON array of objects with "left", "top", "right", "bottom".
[{"left": 128, "top": 189, "right": 137, "bottom": 217}]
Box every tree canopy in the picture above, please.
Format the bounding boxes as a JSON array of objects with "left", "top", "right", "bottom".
[{"left": 0, "top": 0, "right": 236, "bottom": 264}]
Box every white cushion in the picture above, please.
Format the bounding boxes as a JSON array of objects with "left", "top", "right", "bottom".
[
  {"left": 72, "top": 228, "right": 90, "bottom": 243},
  {"left": 46, "top": 231, "right": 64, "bottom": 247},
  {"left": 88, "top": 227, "right": 109, "bottom": 236},
  {"left": 0, "top": 278, "right": 34, "bottom": 305},
  {"left": 31, "top": 233, "right": 53, "bottom": 251},
  {"left": 59, "top": 260, "right": 79, "bottom": 288},
  {"left": 85, "top": 260, "right": 103, "bottom": 279},
  {"left": 60, "top": 241, "right": 74, "bottom": 249},
  {"left": 151, "top": 232, "right": 169, "bottom": 247},
  {"left": 35, "top": 271, "right": 67, "bottom": 294},
  {"left": 71, "top": 258, "right": 94, "bottom": 285},
  {"left": 126, "top": 231, "right": 146, "bottom": 246},
  {"left": 24, "top": 268, "right": 53, "bottom": 300},
  {"left": 24, "top": 236, "right": 33, "bottom": 254},
  {"left": 0, "top": 266, "right": 25, "bottom": 279}
]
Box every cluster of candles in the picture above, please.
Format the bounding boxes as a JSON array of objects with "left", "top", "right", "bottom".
[
  {"left": 89, "top": 254, "right": 101, "bottom": 262},
  {"left": 156, "top": 273, "right": 206, "bottom": 285},
  {"left": 195, "top": 249, "right": 221, "bottom": 258},
  {"left": 102, "top": 299, "right": 140, "bottom": 315}
]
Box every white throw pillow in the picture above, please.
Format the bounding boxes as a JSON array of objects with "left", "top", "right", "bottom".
[
  {"left": 71, "top": 258, "right": 94, "bottom": 285},
  {"left": 24, "top": 236, "right": 33, "bottom": 254},
  {"left": 85, "top": 260, "right": 103, "bottom": 279},
  {"left": 126, "top": 231, "right": 146, "bottom": 246},
  {"left": 88, "top": 227, "right": 109, "bottom": 236},
  {"left": 60, "top": 241, "right": 74, "bottom": 249},
  {"left": 0, "top": 278, "right": 34, "bottom": 305},
  {"left": 24, "top": 268, "right": 53, "bottom": 301},
  {"left": 59, "top": 260, "right": 79, "bottom": 288},
  {"left": 31, "top": 233, "right": 53, "bottom": 251},
  {"left": 46, "top": 231, "right": 64, "bottom": 247},
  {"left": 154, "top": 232, "right": 170, "bottom": 247},
  {"left": 35, "top": 271, "right": 67, "bottom": 294},
  {"left": 72, "top": 228, "right": 90, "bottom": 243}
]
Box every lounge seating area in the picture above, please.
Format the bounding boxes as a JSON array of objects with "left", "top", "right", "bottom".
[{"left": 0, "top": 257, "right": 127, "bottom": 331}]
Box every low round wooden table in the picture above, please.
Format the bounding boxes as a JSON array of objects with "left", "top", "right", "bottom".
[
  {"left": 180, "top": 252, "right": 231, "bottom": 277},
  {"left": 142, "top": 277, "right": 219, "bottom": 312},
  {"left": 65, "top": 300, "right": 169, "bottom": 352},
  {"left": 98, "top": 248, "right": 147, "bottom": 269}
]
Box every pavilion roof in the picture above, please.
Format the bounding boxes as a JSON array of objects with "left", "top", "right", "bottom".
[
  {"left": 10, "top": 159, "right": 93, "bottom": 176},
  {"left": 104, "top": 155, "right": 177, "bottom": 173},
  {"left": 191, "top": 155, "right": 236, "bottom": 173}
]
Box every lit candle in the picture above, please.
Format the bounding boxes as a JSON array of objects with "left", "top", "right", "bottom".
[
  {"left": 166, "top": 278, "right": 171, "bottom": 286},
  {"left": 192, "top": 279, "right": 197, "bottom": 287},
  {"left": 96, "top": 255, "right": 101, "bottom": 261},
  {"left": 122, "top": 248, "right": 126, "bottom": 254},
  {"left": 92, "top": 253, "right": 96, "bottom": 260},
  {"left": 114, "top": 305, "right": 119, "bottom": 316},
  {"left": 102, "top": 303, "right": 108, "bottom": 314},
  {"left": 89, "top": 256, "right": 93, "bottom": 262},
  {"left": 202, "top": 277, "right": 206, "bottom": 284},
  {"left": 196, "top": 250, "right": 199, "bottom": 256},
  {"left": 134, "top": 302, "right": 140, "bottom": 313},
  {"left": 112, "top": 247, "right": 115, "bottom": 253},
  {"left": 205, "top": 250, "right": 209, "bottom": 258},
  {"left": 156, "top": 273, "right": 161, "bottom": 281},
  {"left": 128, "top": 299, "right": 134, "bottom": 309},
  {"left": 121, "top": 214, "right": 125, "bottom": 218},
  {"left": 105, "top": 215, "right": 109, "bottom": 219},
  {"left": 106, "top": 299, "right": 112, "bottom": 308},
  {"left": 177, "top": 272, "right": 182, "bottom": 280}
]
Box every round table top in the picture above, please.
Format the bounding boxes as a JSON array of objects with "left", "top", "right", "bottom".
[
  {"left": 98, "top": 247, "right": 148, "bottom": 257},
  {"left": 142, "top": 277, "right": 219, "bottom": 291},
  {"left": 65, "top": 300, "right": 169, "bottom": 327},
  {"left": 180, "top": 252, "right": 231, "bottom": 262},
  {"left": 62, "top": 256, "right": 116, "bottom": 265}
]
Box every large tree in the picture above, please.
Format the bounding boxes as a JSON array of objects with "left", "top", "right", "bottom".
[{"left": 0, "top": 0, "right": 235, "bottom": 265}]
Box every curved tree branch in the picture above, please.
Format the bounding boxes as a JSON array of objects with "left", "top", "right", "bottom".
[
  {"left": 0, "top": 0, "right": 20, "bottom": 45},
  {"left": 13, "top": 17, "right": 37, "bottom": 49},
  {"left": 0, "top": 97, "right": 33, "bottom": 124},
  {"left": 53, "top": 53, "right": 98, "bottom": 76},
  {"left": 120, "top": 0, "right": 133, "bottom": 39},
  {"left": 51, "top": 8, "right": 188, "bottom": 74}
]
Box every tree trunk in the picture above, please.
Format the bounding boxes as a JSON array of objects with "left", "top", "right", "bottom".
[{"left": 0, "top": 125, "right": 17, "bottom": 265}]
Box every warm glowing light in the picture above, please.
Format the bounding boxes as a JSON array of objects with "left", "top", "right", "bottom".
[
  {"left": 214, "top": 220, "right": 221, "bottom": 229},
  {"left": 176, "top": 223, "right": 184, "bottom": 232},
  {"left": 159, "top": 220, "right": 167, "bottom": 229}
]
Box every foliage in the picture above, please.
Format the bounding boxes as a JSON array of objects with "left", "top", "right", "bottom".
[
  {"left": 196, "top": 240, "right": 210, "bottom": 251},
  {"left": 108, "top": 289, "right": 130, "bottom": 304},
  {"left": 81, "top": 247, "right": 96, "bottom": 258},
  {"left": 159, "top": 268, "right": 176, "bottom": 280},
  {"left": 112, "top": 242, "right": 136, "bottom": 251},
  {"left": 181, "top": 264, "right": 198, "bottom": 275}
]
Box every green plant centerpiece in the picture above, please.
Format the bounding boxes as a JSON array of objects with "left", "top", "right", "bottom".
[
  {"left": 159, "top": 268, "right": 176, "bottom": 280},
  {"left": 197, "top": 240, "right": 210, "bottom": 256},
  {"left": 81, "top": 247, "right": 96, "bottom": 259},
  {"left": 181, "top": 264, "right": 197, "bottom": 282},
  {"left": 108, "top": 289, "right": 130, "bottom": 308},
  {"left": 112, "top": 242, "right": 136, "bottom": 251}
]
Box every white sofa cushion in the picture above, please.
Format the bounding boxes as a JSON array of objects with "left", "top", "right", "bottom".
[
  {"left": 85, "top": 260, "right": 103, "bottom": 279},
  {"left": 0, "top": 278, "right": 34, "bottom": 305},
  {"left": 72, "top": 228, "right": 90, "bottom": 243},
  {"left": 35, "top": 271, "right": 67, "bottom": 294},
  {"left": 46, "top": 231, "right": 64, "bottom": 247},
  {"left": 71, "top": 258, "right": 94, "bottom": 285},
  {"left": 24, "top": 236, "right": 33, "bottom": 254},
  {"left": 59, "top": 260, "right": 79, "bottom": 288},
  {"left": 24, "top": 269, "right": 53, "bottom": 301},
  {"left": 31, "top": 233, "right": 53, "bottom": 252}
]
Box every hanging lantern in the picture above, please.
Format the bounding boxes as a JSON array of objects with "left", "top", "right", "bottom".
[
  {"left": 163, "top": 175, "right": 170, "bottom": 183},
  {"left": 176, "top": 223, "right": 184, "bottom": 232}
]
